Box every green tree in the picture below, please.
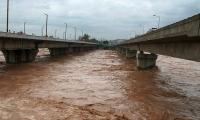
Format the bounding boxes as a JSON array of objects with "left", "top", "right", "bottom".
[{"left": 80, "top": 34, "right": 90, "bottom": 41}]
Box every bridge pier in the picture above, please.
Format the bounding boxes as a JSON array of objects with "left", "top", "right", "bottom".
[
  {"left": 67, "top": 47, "right": 73, "bottom": 53},
  {"left": 71, "top": 47, "right": 79, "bottom": 53},
  {"left": 76, "top": 47, "right": 81, "bottom": 52},
  {"left": 64, "top": 47, "right": 82, "bottom": 54},
  {"left": 82, "top": 47, "right": 91, "bottom": 52},
  {"left": 80, "top": 47, "right": 85, "bottom": 52},
  {"left": 136, "top": 52, "right": 158, "bottom": 69},
  {"left": 80, "top": 47, "right": 90, "bottom": 52},
  {"left": 126, "top": 49, "right": 137, "bottom": 58},
  {"left": 49, "top": 48, "right": 67, "bottom": 56},
  {"left": 70, "top": 47, "right": 82, "bottom": 53},
  {"left": 117, "top": 48, "right": 125, "bottom": 55},
  {"left": 2, "top": 49, "right": 38, "bottom": 64}
]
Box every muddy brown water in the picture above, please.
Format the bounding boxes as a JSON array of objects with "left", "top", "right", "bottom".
[{"left": 0, "top": 49, "right": 200, "bottom": 120}]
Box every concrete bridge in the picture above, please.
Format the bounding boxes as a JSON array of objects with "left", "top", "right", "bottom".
[
  {"left": 117, "top": 13, "right": 200, "bottom": 69},
  {"left": 0, "top": 32, "right": 98, "bottom": 64}
]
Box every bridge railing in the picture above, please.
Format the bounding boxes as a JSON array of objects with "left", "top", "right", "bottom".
[
  {"left": 123, "top": 14, "right": 200, "bottom": 44},
  {"left": 0, "top": 32, "right": 97, "bottom": 45}
]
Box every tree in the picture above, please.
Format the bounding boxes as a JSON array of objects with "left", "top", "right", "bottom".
[
  {"left": 103, "top": 41, "right": 109, "bottom": 45},
  {"left": 90, "top": 38, "right": 98, "bottom": 43},
  {"left": 80, "top": 34, "right": 90, "bottom": 41}
]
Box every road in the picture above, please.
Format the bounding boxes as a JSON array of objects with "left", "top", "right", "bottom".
[{"left": 0, "top": 50, "right": 200, "bottom": 120}]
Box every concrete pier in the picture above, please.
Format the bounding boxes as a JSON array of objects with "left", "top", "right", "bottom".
[
  {"left": 74, "top": 47, "right": 81, "bottom": 52},
  {"left": 49, "top": 47, "right": 87, "bottom": 56},
  {"left": 2, "top": 49, "right": 38, "bottom": 64},
  {"left": 118, "top": 48, "right": 126, "bottom": 55},
  {"left": 121, "top": 48, "right": 126, "bottom": 55},
  {"left": 67, "top": 47, "right": 73, "bottom": 53},
  {"left": 136, "top": 52, "right": 158, "bottom": 69},
  {"left": 126, "top": 49, "right": 137, "bottom": 58},
  {"left": 49, "top": 48, "right": 67, "bottom": 56},
  {"left": 116, "top": 14, "right": 200, "bottom": 62}
]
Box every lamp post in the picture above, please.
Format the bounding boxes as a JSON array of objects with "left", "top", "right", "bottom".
[
  {"left": 153, "top": 14, "right": 160, "bottom": 29},
  {"left": 69, "top": 34, "right": 72, "bottom": 40},
  {"left": 24, "top": 22, "right": 26, "bottom": 34},
  {"left": 44, "top": 13, "right": 48, "bottom": 37},
  {"left": 81, "top": 30, "right": 84, "bottom": 37},
  {"left": 6, "top": 0, "right": 9, "bottom": 32},
  {"left": 140, "top": 24, "right": 145, "bottom": 34},
  {"left": 64, "top": 23, "right": 67, "bottom": 40},
  {"left": 74, "top": 27, "right": 77, "bottom": 40},
  {"left": 76, "top": 28, "right": 84, "bottom": 37},
  {"left": 77, "top": 28, "right": 84, "bottom": 39},
  {"left": 63, "top": 32, "right": 65, "bottom": 39},
  {"left": 54, "top": 29, "right": 57, "bottom": 38},
  {"left": 41, "top": 25, "right": 44, "bottom": 36}
]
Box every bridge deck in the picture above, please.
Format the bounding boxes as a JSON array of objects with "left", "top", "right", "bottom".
[
  {"left": 118, "top": 13, "right": 200, "bottom": 62},
  {"left": 121, "top": 13, "right": 200, "bottom": 45},
  {"left": 0, "top": 32, "right": 96, "bottom": 45}
]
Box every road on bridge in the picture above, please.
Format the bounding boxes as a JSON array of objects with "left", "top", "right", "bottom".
[{"left": 0, "top": 50, "right": 200, "bottom": 120}]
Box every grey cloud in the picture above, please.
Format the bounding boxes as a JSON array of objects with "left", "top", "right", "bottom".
[{"left": 0, "top": 0, "right": 200, "bottom": 39}]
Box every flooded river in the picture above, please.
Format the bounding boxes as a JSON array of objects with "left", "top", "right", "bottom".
[{"left": 0, "top": 50, "right": 200, "bottom": 120}]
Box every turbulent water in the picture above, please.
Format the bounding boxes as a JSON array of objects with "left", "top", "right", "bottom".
[{"left": 0, "top": 49, "right": 200, "bottom": 120}]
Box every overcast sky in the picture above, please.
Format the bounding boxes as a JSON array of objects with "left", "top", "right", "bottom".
[{"left": 0, "top": 0, "right": 200, "bottom": 40}]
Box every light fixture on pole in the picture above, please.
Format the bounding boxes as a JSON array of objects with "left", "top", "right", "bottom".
[
  {"left": 153, "top": 14, "right": 160, "bottom": 29},
  {"left": 24, "top": 22, "right": 26, "bottom": 34},
  {"left": 69, "top": 34, "right": 72, "bottom": 40},
  {"left": 140, "top": 24, "right": 145, "bottom": 34},
  {"left": 74, "top": 27, "right": 77, "bottom": 40},
  {"left": 44, "top": 13, "right": 48, "bottom": 37},
  {"left": 54, "top": 29, "right": 57, "bottom": 38},
  {"left": 77, "top": 28, "right": 84, "bottom": 39},
  {"left": 6, "top": 0, "right": 10, "bottom": 32},
  {"left": 64, "top": 23, "right": 67, "bottom": 40},
  {"left": 81, "top": 30, "right": 84, "bottom": 37},
  {"left": 41, "top": 25, "right": 44, "bottom": 36},
  {"left": 63, "top": 32, "right": 65, "bottom": 39}
]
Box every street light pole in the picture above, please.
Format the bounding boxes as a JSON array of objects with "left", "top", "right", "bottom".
[
  {"left": 159, "top": 16, "right": 160, "bottom": 28},
  {"left": 153, "top": 15, "right": 160, "bottom": 29},
  {"left": 69, "top": 34, "right": 71, "bottom": 40},
  {"left": 24, "top": 22, "right": 26, "bottom": 34},
  {"left": 81, "top": 30, "right": 84, "bottom": 37},
  {"left": 44, "top": 13, "right": 48, "bottom": 37},
  {"left": 140, "top": 24, "right": 145, "bottom": 34},
  {"left": 143, "top": 25, "right": 145, "bottom": 34},
  {"left": 6, "top": 0, "right": 9, "bottom": 32},
  {"left": 41, "top": 25, "right": 44, "bottom": 36},
  {"left": 64, "top": 23, "right": 67, "bottom": 40},
  {"left": 74, "top": 27, "right": 77, "bottom": 40},
  {"left": 54, "top": 29, "right": 57, "bottom": 38},
  {"left": 63, "top": 32, "right": 65, "bottom": 39}
]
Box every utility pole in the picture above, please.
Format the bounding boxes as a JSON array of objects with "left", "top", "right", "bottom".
[
  {"left": 44, "top": 13, "right": 48, "bottom": 37},
  {"left": 64, "top": 23, "right": 67, "bottom": 40},
  {"left": 6, "top": 0, "right": 9, "bottom": 32},
  {"left": 24, "top": 22, "right": 26, "bottom": 34}
]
